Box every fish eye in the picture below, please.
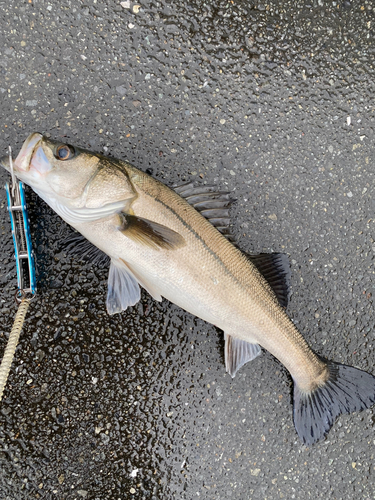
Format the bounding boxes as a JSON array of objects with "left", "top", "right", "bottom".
[{"left": 54, "top": 144, "right": 75, "bottom": 161}]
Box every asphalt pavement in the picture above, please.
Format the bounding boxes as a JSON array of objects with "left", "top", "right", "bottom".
[{"left": 0, "top": 0, "right": 375, "bottom": 499}]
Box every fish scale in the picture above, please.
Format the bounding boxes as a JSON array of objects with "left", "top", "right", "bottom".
[{"left": 132, "top": 171, "right": 321, "bottom": 385}]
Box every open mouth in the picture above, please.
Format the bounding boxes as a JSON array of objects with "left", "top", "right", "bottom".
[{"left": 14, "top": 133, "right": 43, "bottom": 172}]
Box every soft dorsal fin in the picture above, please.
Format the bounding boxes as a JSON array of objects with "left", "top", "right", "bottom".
[
  {"left": 174, "top": 182, "right": 236, "bottom": 242},
  {"left": 246, "top": 252, "right": 291, "bottom": 308}
]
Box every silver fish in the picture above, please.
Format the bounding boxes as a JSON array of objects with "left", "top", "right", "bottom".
[{"left": 2, "top": 132, "right": 375, "bottom": 445}]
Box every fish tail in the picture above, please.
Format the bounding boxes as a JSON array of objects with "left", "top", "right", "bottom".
[{"left": 293, "top": 360, "right": 375, "bottom": 445}]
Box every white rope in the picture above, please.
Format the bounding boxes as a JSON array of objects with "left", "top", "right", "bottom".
[{"left": 0, "top": 298, "right": 31, "bottom": 401}]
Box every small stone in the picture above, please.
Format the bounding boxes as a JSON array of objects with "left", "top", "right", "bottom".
[
  {"left": 58, "top": 474, "right": 65, "bottom": 484},
  {"left": 230, "top": 170, "right": 235, "bottom": 176},
  {"left": 133, "top": 4, "right": 140, "bottom": 13},
  {"left": 347, "top": 191, "right": 353, "bottom": 198},
  {"left": 268, "top": 214, "right": 277, "bottom": 221},
  {"left": 120, "top": 0, "right": 130, "bottom": 7},
  {"left": 130, "top": 488, "right": 136, "bottom": 494},
  {"left": 130, "top": 469, "right": 138, "bottom": 478},
  {"left": 26, "top": 100, "right": 38, "bottom": 107},
  {"left": 328, "top": 145, "right": 334, "bottom": 153},
  {"left": 116, "top": 85, "right": 127, "bottom": 96},
  {"left": 128, "top": 23, "right": 135, "bottom": 29},
  {"left": 220, "top": 118, "right": 226, "bottom": 124},
  {"left": 77, "top": 491, "right": 88, "bottom": 498},
  {"left": 132, "top": 100, "right": 141, "bottom": 107},
  {"left": 100, "top": 433, "right": 110, "bottom": 444},
  {"left": 49, "top": 279, "right": 63, "bottom": 289},
  {"left": 250, "top": 468, "right": 261, "bottom": 476}
]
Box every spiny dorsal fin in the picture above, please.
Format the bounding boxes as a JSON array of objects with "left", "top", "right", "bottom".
[
  {"left": 246, "top": 252, "right": 291, "bottom": 308},
  {"left": 173, "top": 182, "right": 236, "bottom": 241}
]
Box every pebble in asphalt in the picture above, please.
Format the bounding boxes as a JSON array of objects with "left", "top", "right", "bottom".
[{"left": 0, "top": 1, "right": 375, "bottom": 499}]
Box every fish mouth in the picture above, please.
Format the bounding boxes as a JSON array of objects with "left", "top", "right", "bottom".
[
  {"left": 14, "top": 132, "right": 44, "bottom": 172},
  {"left": 0, "top": 155, "right": 10, "bottom": 172},
  {"left": 0, "top": 133, "right": 50, "bottom": 185}
]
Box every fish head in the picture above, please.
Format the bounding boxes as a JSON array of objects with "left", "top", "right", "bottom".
[
  {"left": 1, "top": 133, "right": 137, "bottom": 223},
  {"left": 10, "top": 132, "right": 102, "bottom": 201}
]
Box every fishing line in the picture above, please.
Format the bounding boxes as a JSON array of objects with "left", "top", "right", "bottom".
[{"left": 0, "top": 146, "right": 37, "bottom": 401}]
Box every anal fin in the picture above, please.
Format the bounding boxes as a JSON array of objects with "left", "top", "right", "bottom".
[{"left": 224, "top": 333, "right": 261, "bottom": 378}]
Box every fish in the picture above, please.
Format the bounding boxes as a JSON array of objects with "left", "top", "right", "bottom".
[{"left": 1, "top": 131, "right": 375, "bottom": 445}]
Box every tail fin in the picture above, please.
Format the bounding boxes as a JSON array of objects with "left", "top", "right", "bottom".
[{"left": 293, "top": 360, "right": 375, "bottom": 445}]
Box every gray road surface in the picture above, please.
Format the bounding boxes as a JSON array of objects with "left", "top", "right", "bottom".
[{"left": 0, "top": 0, "right": 375, "bottom": 499}]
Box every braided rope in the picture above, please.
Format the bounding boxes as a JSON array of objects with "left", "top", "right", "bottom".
[{"left": 0, "top": 298, "right": 31, "bottom": 401}]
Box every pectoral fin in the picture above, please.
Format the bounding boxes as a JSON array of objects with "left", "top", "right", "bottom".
[
  {"left": 224, "top": 333, "right": 261, "bottom": 378},
  {"left": 107, "top": 259, "right": 141, "bottom": 315},
  {"left": 63, "top": 231, "right": 111, "bottom": 267},
  {"left": 119, "top": 214, "right": 185, "bottom": 250}
]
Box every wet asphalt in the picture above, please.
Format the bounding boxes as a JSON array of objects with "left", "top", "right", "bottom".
[{"left": 1, "top": 0, "right": 375, "bottom": 499}]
